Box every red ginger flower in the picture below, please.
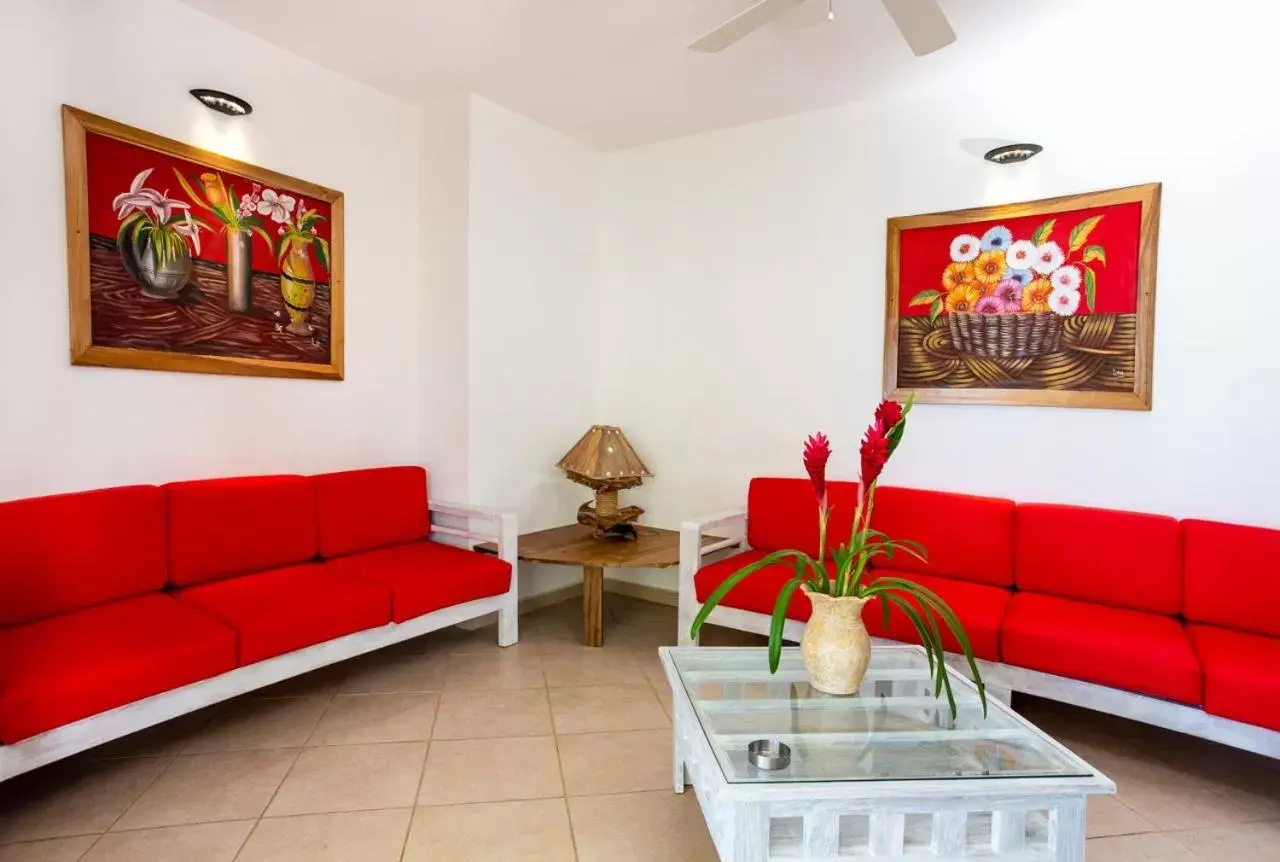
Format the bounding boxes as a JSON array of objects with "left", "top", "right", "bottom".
[
  {"left": 874, "top": 399, "right": 903, "bottom": 433},
  {"left": 860, "top": 424, "right": 890, "bottom": 490},
  {"left": 803, "top": 432, "right": 831, "bottom": 507}
]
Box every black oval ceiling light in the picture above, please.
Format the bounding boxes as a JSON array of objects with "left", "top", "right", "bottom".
[
  {"left": 983, "top": 143, "right": 1043, "bottom": 165},
  {"left": 190, "top": 89, "right": 253, "bottom": 117}
]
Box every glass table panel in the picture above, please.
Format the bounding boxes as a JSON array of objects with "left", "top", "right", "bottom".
[{"left": 667, "top": 646, "right": 1095, "bottom": 784}]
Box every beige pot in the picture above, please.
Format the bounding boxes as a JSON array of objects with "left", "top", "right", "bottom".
[{"left": 800, "top": 585, "right": 871, "bottom": 695}]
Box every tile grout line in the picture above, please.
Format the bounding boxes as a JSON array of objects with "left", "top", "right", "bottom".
[
  {"left": 547, "top": 656, "right": 582, "bottom": 862},
  {"left": 397, "top": 690, "right": 443, "bottom": 862},
  {"left": 72, "top": 751, "right": 179, "bottom": 862}
]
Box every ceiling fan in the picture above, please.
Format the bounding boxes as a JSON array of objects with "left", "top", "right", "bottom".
[{"left": 688, "top": 0, "right": 956, "bottom": 56}]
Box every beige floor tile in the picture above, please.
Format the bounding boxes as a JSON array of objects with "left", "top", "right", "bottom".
[
  {"left": 549, "top": 685, "right": 669, "bottom": 734},
  {"left": 80, "top": 820, "right": 254, "bottom": 862},
  {"left": 337, "top": 650, "right": 450, "bottom": 694},
  {"left": 541, "top": 650, "right": 649, "bottom": 687},
  {"left": 112, "top": 749, "right": 297, "bottom": 831},
  {"left": 444, "top": 650, "right": 545, "bottom": 690},
  {"left": 1085, "top": 832, "right": 1200, "bottom": 861},
  {"left": 182, "top": 696, "right": 329, "bottom": 753},
  {"left": 0, "top": 836, "right": 97, "bottom": 862},
  {"left": 250, "top": 665, "right": 345, "bottom": 699},
  {"left": 1116, "top": 769, "right": 1252, "bottom": 831},
  {"left": 0, "top": 757, "right": 168, "bottom": 843},
  {"left": 1086, "top": 795, "right": 1157, "bottom": 839},
  {"left": 1167, "top": 822, "right": 1280, "bottom": 860},
  {"left": 432, "top": 689, "right": 553, "bottom": 739},
  {"left": 237, "top": 809, "right": 411, "bottom": 862},
  {"left": 402, "top": 799, "right": 575, "bottom": 862},
  {"left": 558, "top": 730, "right": 672, "bottom": 796},
  {"left": 266, "top": 742, "right": 427, "bottom": 816},
  {"left": 306, "top": 693, "right": 439, "bottom": 745},
  {"left": 85, "top": 711, "right": 215, "bottom": 761},
  {"left": 569, "top": 790, "right": 718, "bottom": 862},
  {"left": 418, "top": 736, "right": 563, "bottom": 806}
]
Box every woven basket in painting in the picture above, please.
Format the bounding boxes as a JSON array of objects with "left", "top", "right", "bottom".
[{"left": 947, "top": 311, "right": 1064, "bottom": 359}]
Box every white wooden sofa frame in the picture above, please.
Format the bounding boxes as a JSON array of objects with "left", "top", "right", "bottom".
[
  {"left": 0, "top": 501, "right": 518, "bottom": 783},
  {"left": 678, "top": 509, "right": 1280, "bottom": 762}
]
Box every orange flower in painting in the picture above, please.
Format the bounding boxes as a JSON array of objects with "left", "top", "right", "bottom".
[
  {"left": 944, "top": 284, "right": 981, "bottom": 314},
  {"left": 942, "top": 262, "right": 976, "bottom": 292},
  {"left": 973, "top": 250, "right": 1007, "bottom": 287},
  {"left": 1021, "top": 278, "right": 1054, "bottom": 313}
]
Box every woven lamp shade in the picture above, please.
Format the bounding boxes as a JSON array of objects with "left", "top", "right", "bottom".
[{"left": 556, "top": 426, "right": 653, "bottom": 491}]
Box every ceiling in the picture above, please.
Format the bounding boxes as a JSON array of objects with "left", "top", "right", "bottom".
[{"left": 179, "top": 0, "right": 1076, "bottom": 150}]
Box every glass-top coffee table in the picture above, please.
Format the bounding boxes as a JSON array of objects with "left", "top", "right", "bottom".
[{"left": 660, "top": 646, "right": 1113, "bottom": 861}]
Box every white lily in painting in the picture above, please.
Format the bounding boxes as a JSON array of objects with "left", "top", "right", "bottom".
[
  {"left": 112, "top": 168, "right": 162, "bottom": 219},
  {"left": 256, "top": 188, "right": 296, "bottom": 224},
  {"left": 171, "top": 210, "right": 203, "bottom": 255},
  {"left": 114, "top": 166, "right": 209, "bottom": 272}
]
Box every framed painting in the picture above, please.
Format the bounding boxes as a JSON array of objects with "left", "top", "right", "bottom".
[
  {"left": 62, "top": 105, "right": 344, "bottom": 380},
  {"left": 884, "top": 183, "right": 1160, "bottom": 409}
]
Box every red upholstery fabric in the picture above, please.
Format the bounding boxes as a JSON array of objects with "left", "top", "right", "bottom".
[
  {"left": 1002, "top": 593, "right": 1201, "bottom": 705},
  {"left": 0, "top": 594, "right": 236, "bottom": 742},
  {"left": 314, "top": 467, "right": 430, "bottom": 558},
  {"left": 1188, "top": 624, "right": 1280, "bottom": 732},
  {"left": 1014, "top": 504, "right": 1181, "bottom": 614},
  {"left": 1183, "top": 519, "right": 1280, "bottom": 637},
  {"left": 870, "top": 487, "right": 1015, "bottom": 587},
  {"left": 175, "top": 564, "right": 390, "bottom": 665},
  {"left": 862, "top": 570, "right": 1010, "bottom": 662},
  {"left": 166, "top": 476, "right": 318, "bottom": 587},
  {"left": 0, "top": 486, "right": 166, "bottom": 627},
  {"left": 694, "top": 550, "right": 811, "bottom": 621},
  {"left": 747, "top": 478, "right": 861, "bottom": 556},
  {"left": 326, "top": 540, "right": 511, "bottom": 623}
]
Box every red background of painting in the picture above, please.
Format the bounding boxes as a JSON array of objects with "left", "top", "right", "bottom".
[
  {"left": 897, "top": 200, "right": 1142, "bottom": 316},
  {"left": 85, "top": 132, "right": 331, "bottom": 275}
]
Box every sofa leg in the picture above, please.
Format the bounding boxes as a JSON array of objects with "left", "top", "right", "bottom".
[
  {"left": 677, "top": 602, "right": 699, "bottom": 647},
  {"left": 986, "top": 683, "right": 1013, "bottom": 707},
  {"left": 498, "top": 593, "right": 518, "bottom": 647}
]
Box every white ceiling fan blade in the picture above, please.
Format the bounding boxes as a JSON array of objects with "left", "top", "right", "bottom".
[
  {"left": 770, "top": 0, "right": 832, "bottom": 32},
  {"left": 689, "top": 0, "right": 811, "bottom": 52},
  {"left": 880, "top": 0, "right": 955, "bottom": 56}
]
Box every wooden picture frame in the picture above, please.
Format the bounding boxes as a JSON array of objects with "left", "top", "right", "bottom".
[
  {"left": 884, "top": 183, "right": 1160, "bottom": 409},
  {"left": 63, "top": 105, "right": 345, "bottom": 380}
]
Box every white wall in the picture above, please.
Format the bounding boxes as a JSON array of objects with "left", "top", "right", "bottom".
[
  {"left": 599, "top": 0, "right": 1280, "bottom": 589},
  {"left": 0, "top": 0, "right": 421, "bottom": 499}
]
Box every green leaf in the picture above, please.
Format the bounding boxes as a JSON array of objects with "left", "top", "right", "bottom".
[
  {"left": 250, "top": 225, "right": 276, "bottom": 254},
  {"left": 689, "top": 549, "right": 822, "bottom": 640},
  {"left": 928, "top": 298, "right": 942, "bottom": 324},
  {"left": 116, "top": 211, "right": 144, "bottom": 246},
  {"left": 908, "top": 289, "right": 941, "bottom": 308},
  {"left": 1082, "top": 245, "right": 1107, "bottom": 266},
  {"left": 1030, "top": 217, "right": 1056, "bottom": 245},
  {"left": 172, "top": 169, "right": 216, "bottom": 216},
  {"left": 768, "top": 578, "right": 804, "bottom": 673},
  {"left": 312, "top": 236, "right": 330, "bottom": 273},
  {"left": 1084, "top": 266, "right": 1097, "bottom": 313},
  {"left": 1068, "top": 215, "right": 1103, "bottom": 252}
]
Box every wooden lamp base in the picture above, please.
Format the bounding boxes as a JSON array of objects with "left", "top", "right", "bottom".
[{"left": 576, "top": 488, "right": 644, "bottom": 540}]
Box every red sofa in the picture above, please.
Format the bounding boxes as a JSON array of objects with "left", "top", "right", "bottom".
[
  {"left": 0, "top": 466, "right": 517, "bottom": 781},
  {"left": 679, "top": 478, "right": 1280, "bottom": 759}
]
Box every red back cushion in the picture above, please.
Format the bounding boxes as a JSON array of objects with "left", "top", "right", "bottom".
[
  {"left": 1015, "top": 503, "right": 1181, "bottom": 614},
  {"left": 747, "top": 477, "right": 861, "bottom": 556},
  {"left": 165, "top": 476, "right": 318, "bottom": 586},
  {"left": 1183, "top": 519, "right": 1280, "bottom": 637},
  {"left": 0, "top": 485, "right": 167, "bottom": 626},
  {"left": 869, "top": 487, "right": 1015, "bottom": 587},
  {"left": 314, "top": 467, "right": 429, "bottom": 558}
]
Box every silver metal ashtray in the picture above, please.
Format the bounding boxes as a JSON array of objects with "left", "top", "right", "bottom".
[{"left": 747, "top": 739, "right": 791, "bottom": 770}]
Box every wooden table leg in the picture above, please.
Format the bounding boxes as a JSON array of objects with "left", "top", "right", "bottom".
[{"left": 583, "top": 565, "right": 604, "bottom": 647}]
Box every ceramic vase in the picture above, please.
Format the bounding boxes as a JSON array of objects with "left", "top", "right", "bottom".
[
  {"left": 119, "top": 236, "right": 191, "bottom": 299},
  {"left": 280, "top": 241, "right": 315, "bottom": 335},
  {"left": 225, "top": 229, "right": 253, "bottom": 313},
  {"left": 800, "top": 585, "right": 871, "bottom": 695}
]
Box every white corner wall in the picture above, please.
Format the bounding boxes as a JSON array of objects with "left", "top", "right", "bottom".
[
  {"left": 0, "top": 0, "right": 421, "bottom": 499},
  {"left": 599, "top": 0, "right": 1280, "bottom": 592}
]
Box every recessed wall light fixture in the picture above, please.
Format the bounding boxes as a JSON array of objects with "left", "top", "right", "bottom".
[
  {"left": 190, "top": 89, "right": 252, "bottom": 117},
  {"left": 983, "top": 143, "right": 1042, "bottom": 165}
]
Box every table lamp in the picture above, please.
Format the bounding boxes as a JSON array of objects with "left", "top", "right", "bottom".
[{"left": 556, "top": 425, "right": 653, "bottom": 540}]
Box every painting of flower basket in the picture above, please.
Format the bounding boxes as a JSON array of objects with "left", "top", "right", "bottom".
[
  {"left": 62, "top": 106, "right": 344, "bottom": 380},
  {"left": 883, "top": 184, "right": 1160, "bottom": 410}
]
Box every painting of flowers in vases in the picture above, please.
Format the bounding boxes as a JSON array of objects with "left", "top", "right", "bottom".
[
  {"left": 883, "top": 184, "right": 1160, "bottom": 409},
  {"left": 62, "top": 106, "right": 343, "bottom": 379}
]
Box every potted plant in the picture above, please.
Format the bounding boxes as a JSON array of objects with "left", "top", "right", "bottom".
[
  {"left": 689, "top": 396, "right": 987, "bottom": 718},
  {"left": 273, "top": 196, "right": 330, "bottom": 336},
  {"left": 112, "top": 168, "right": 209, "bottom": 298},
  {"left": 173, "top": 170, "right": 276, "bottom": 313}
]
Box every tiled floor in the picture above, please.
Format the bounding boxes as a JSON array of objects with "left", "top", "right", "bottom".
[{"left": 1, "top": 595, "right": 1278, "bottom": 861}]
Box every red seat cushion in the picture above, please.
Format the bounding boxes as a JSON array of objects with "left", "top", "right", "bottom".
[
  {"left": 1002, "top": 593, "right": 1201, "bottom": 705},
  {"left": 862, "top": 571, "right": 1010, "bottom": 662},
  {"left": 869, "top": 487, "right": 1015, "bottom": 587},
  {"left": 165, "top": 476, "right": 319, "bottom": 587},
  {"left": 325, "top": 541, "right": 511, "bottom": 623},
  {"left": 0, "top": 594, "right": 237, "bottom": 742},
  {"left": 1014, "top": 504, "right": 1181, "bottom": 614},
  {"left": 1187, "top": 624, "right": 1280, "bottom": 732},
  {"left": 175, "top": 565, "right": 391, "bottom": 665},
  {"left": 747, "top": 478, "right": 862, "bottom": 556},
  {"left": 1183, "top": 519, "right": 1280, "bottom": 637},
  {"left": 314, "top": 467, "right": 430, "bottom": 558},
  {"left": 694, "top": 550, "right": 811, "bottom": 622},
  {"left": 0, "top": 485, "right": 166, "bottom": 627}
]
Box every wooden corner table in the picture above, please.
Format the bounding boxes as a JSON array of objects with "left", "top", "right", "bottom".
[{"left": 478, "top": 523, "right": 722, "bottom": 647}]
